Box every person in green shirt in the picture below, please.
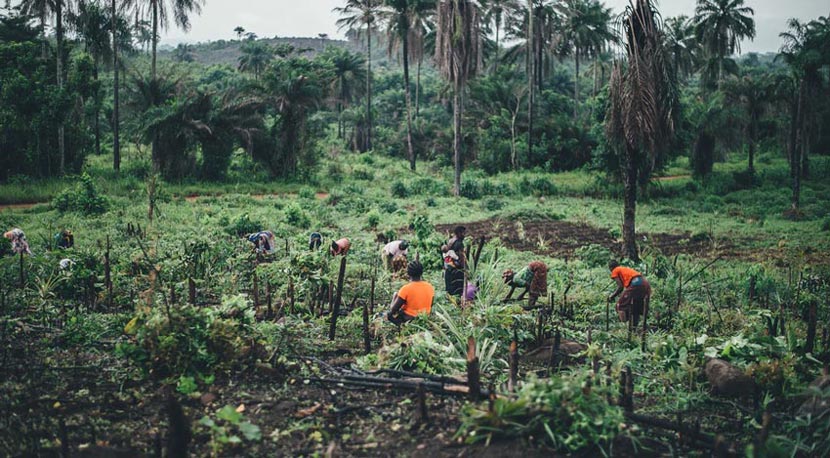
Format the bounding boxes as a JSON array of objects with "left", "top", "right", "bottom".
[{"left": 502, "top": 261, "right": 548, "bottom": 308}]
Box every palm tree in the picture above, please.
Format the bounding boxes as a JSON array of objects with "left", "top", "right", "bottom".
[
  {"left": 481, "top": 0, "right": 518, "bottom": 72},
  {"left": 233, "top": 25, "right": 244, "bottom": 39},
  {"left": 559, "top": 0, "right": 614, "bottom": 119},
  {"left": 723, "top": 73, "right": 769, "bottom": 176},
  {"left": 335, "top": 0, "right": 380, "bottom": 152},
  {"left": 130, "top": 0, "right": 204, "bottom": 78},
  {"left": 172, "top": 42, "right": 194, "bottom": 62},
  {"left": 606, "top": 0, "right": 678, "bottom": 261},
  {"left": 664, "top": 15, "right": 699, "bottom": 81},
  {"left": 693, "top": 0, "right": 755, "bottom": 88},
  {"left": 323, "top": 47, "right": 366, "bottom": 142},
  {"left": 435, "top": 0, "right": 482, "bottom": 196},
  {"left": 380, "top": 0, "right": 433, "bottom": 171},
  {"left": 18, "top": 0, "right": 53, "bottom": 58},
  {"left": 237, "top": 41, "right": 273, "bottom": 80}
]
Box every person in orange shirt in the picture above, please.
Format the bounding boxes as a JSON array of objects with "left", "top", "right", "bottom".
[
  {"left": 608, "top": 260, "right": 651, "bottom": 326},
  {"left": 388, "top": 261, "right": 435, "bottom": 325}
]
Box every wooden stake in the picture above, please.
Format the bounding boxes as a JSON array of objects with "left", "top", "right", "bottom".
[
  {"left": 369, "top": 276, "right": 376, "bottom": 316},
  {"left": 641, "top": 297, "right": 649, "bottom": 352},
  {"left": 169, "top": 284, "right": 176, "bottom": 304},
  {"left": 105, "top": 235, "right": 112, "bottom": 307},
  {"left": 19, "top": 251, "right": 24, "bottom": 289},
  {"left": 288, "top": 277, "right": 295, "bottom": 315},
  {"left": 806, "top": 300, "right": 817, "bottom": 354},
  {"left": 362, "top": 299, "right": 371, "bottom": 355},
  {"left": 549, "top": 328, "right": 561, "bottom": 375},
  {"left": 416, "top": 382, "right": 429, "bottom": 423},
  {"left": 328, "top": 257, "right": 347, "bottom": 341},
  {"left": 624, "top": 366, "right": 634, "bottom": 412},
  {"left": 266, "top": 282, "right": 273, "bottom": 318},
  {"left": 188, "top": 277, "right": 196, "bottom": 305},
  {"left": 508, "top": 340, "right": 519, "bottom": 392},
  {"left": 606, "top": 297, "right": 610, "bottom": 332},
  {"left": 252, "top": 271, "right": 259, "bottom": 309},
  {"left": 466, "top": 337, "right": 480, "bottom": 401}
]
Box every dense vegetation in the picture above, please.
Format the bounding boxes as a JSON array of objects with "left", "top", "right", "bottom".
[{"left": 1, "top": 0, "right": 829, "bottom": 456}]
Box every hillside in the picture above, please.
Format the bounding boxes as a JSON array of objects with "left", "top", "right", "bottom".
[{"left": 160, "top": 36, "right": 359, "bottom": 66}]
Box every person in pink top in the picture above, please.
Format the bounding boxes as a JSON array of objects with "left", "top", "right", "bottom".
[{"left": 330, "top": 237, "right": 351, "bottom": 256}]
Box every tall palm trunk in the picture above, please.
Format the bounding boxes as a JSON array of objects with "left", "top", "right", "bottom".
[
  {"left": 93, "top": 59, "right": 101, "bottom": 156},
  {"left": 791, "top": 82, "right": 804, "bottom": 212},
  {"left": 623, "top": 145, "right": 639, "bottom": 261},
  {"left": 493, "top": 18, "right": 500, "bottom": 73},
  {"left": 113, "top": 0, "right": 121, "bottom": 172},
  {"left": 747, "top": 113, "right": 756, "bottom": 175},
  {"left": 415, "top": 57, "right": 421, "bottom": 119},
  {"left": 573, "top": 50, "right": 580, "bottom": 119},
  {"left": 452, "top": 84, "right": 462, "bottom": 196},
  {"left": 40, "top": 12, "right": 47, "bottom": 59},
  {"left": 366, "top": 22, "right": 373, "bottom": 151},
  {"left": 56, "top": 0, "right": 65, "bottom": 175},
  {"left": 151, "top": 0, "right": 158, "bottom": 79},
  {"left": 526, "top": 0, "right": 534, "bottom": 161},
  {"left": 403, "top": 35, "right": 415, "bottom": 171}
]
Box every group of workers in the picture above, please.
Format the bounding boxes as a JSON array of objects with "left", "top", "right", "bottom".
[{"left": 6, "top": 223, "right": 650, "bottom": 327}]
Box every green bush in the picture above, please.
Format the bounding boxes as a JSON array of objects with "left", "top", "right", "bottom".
[
  {"left": 481, "top": 197, "right": 505, "bottom": 212},
  {"left": 52, "top": 173, "right": 109, "bottom": 215},
  {"left": 391, "top": 180, "right": 409, "bottom": 198},
  {"left": 225, "top": 214, "right": 263, "bottom": 237},
  {"left": 575, "top": 244, "right": 613, "bottom": 268},
  {"left": 460, "top": 179, "right": 482, "bottom": 199},
  {"left": 518, "top": 176, "right": 557, "bottom": 197},
  {"left": 284, "top": 204, "right": 310, "bottom": 228}
]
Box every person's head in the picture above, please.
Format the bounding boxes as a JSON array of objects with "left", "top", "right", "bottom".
[
  {"left": 502, "top": 269, "right": 515, "bottom": 284},
  {"left": 453, "top": 226, "right": 466, "bottom": 238},
  {"left": 309, "top": 232, "right": 322, "bottom": 250},
  {"left": 608, "top": 260, "right": 620, "bottom": 271},
  {"left": 407, "top": 260, "right": 424, "bottom": 280},
  {"left": 399, "top": 240, "right": 410, "bottom": 251},
  {"left": 330, "top": 240, "right": 339, "bottom": 253}
]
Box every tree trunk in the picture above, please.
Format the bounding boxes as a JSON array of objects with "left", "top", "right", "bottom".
[
  {"left": 791, "top": 83, "right": 804, "bottom": 212},
  {"left": 493, "top": 19, "right": 500, "bottom": 73},
  {"left": 623, "top": 145, "right": 639, "bottom": 261},
  {"left": 366, "top": 25, "right": 373, "bottom": 151},
  {"left": 415, "top": 57, "right": 421, "bottom": 119},
  {"left": 93, "top": 59, "right": 101, "bottom": 156},
  {"left": 151, "top": 0, "right": 158, "bottom": 79},
  {"left": 403, "top": 35, "right": 415, "bottom": 171},
  {"left": 57, "top": 0, "right": 65, "bottom": 176},
  {"left": 40, "top": 13, "right": 47, "bottom": 59},
  {"left": 113, "top": 0, "right": 121, "bottom": 173},
  {"left": 526, "top": 0, "right": 534, "bottom": 161},
  {"left": 574, "top": 51, "right": 580, "bottom": 119},
  {"left": 452, "top": 84, "right": 462, "bottom": 196}
]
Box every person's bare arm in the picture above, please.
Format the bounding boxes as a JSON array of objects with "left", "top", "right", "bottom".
[
  {"left": 389, "top": 293, "right": 406, "bottom": 316},
  {"left": 517, "top": 286, "right": 529, "bottom": 301},
  {"left": 503, "top": 285, "right": 516, "bottom": 302},
  {"left": 609, "top": 277, "right": 624, "bottom": 301}
]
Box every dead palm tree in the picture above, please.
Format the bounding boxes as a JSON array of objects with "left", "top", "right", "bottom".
[
  {"left": 435, "top": 0, "right": 482, "bottom": 196},
  {"left": 605, "top": 0, "right": 678, "bottom": 261}
]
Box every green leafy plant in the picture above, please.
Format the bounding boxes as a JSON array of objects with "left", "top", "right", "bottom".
[
  {"left": 52, "top": 173, "right": 109, "bottom": 215},
  {"left": 199, "top": 405, "right": 262, "bottom": 456}
]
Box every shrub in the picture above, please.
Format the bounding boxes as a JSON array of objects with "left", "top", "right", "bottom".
[
  {"left": 225, "top": 214, "right": 263, "bottom": 237},
  {"left": 518, "top": 176, "right": 557, "bottom": 197},
  {"left": 326, "top": 162, "right": 344, "bottom": 183},
  {"left": 391, "top": 180, "right": 409, "bottom": 198},
  {"left": 822, "top": 218, "right": 830, "bottom": 232},
  {"left": 459, "top": 179, "right": 482, "bottom": 199},
  {"left": 298, "top": 187, "right": 316, "bottom": 199},
  {"left": 379, "top": 200, "right": 398, "bottom": 214},
  {"left": 575, "top": 244, "right": 613, "bottom": 268},
  {"left": 352, "top": 167, "right": 374, "bottom": 181},
  {"left": 366, "top": 210, "right": 381, "bottom": 229},
  {"left": 284, "top": 204, "right": 310, "bottom": 228},
  {"left": 481, "top": 197, "right": 505, "bottom": 212},
  {"left": 52, "top": 173, "right": 109, "bottom": 215}
]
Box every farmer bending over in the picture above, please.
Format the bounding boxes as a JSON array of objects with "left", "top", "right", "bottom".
[
  {"left": 382, "top": 240, "right": 409, "bottom": 270},
  {"left": 55, "top": 229, "right": 74, "bottom": 249},
  {"left": 443, "top": 226, "right": 467, "bottom": 296},
  {"left": 502, "top": 261, "right": 548, "bottom": 308},
  {"left": 388, "top": 261, "right": 434, "bottom": 325},
  {"left": 247, "top": 230, "right": 276, "bottom": 254},
  {"left": 309, "top": 232, "right": 322, "bottom": 251},
  {"left": 3, "top": 228, "right": 32, "bottom": 255},
  {"left": 330, "top": 237, "right": 351, "bottom": 256},
  {"left": 608, "top": 260, "right": 651, "bottom": 326}
]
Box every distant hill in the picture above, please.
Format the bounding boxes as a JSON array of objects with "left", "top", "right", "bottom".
[{"left": 160, "top": 36, "right": 359, "bottom": 67}]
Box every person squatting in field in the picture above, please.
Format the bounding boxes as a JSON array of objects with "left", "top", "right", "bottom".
[
  {"left": 330, "top": 237, "right": 351, "bottom": 256},
  {"left": 309, "top": 232, "right": 323, "bottom": 250},
  {"left": 387, "top": 260, "right": 435, "bottom": 325},
  {"left": 502, "top": 261, "right": 548, "bottom": 308},
  {"left": 4, "top": 228, "right": 31, "bottom": 255},
  {"left": 382, "top": 239, "right": 409, "bottom": 271},
  {"left": 247, "top": 230, "right": 276, "bottom": 254},
  {"left": 55, "top": 229, "right": 74, "bottom": 249},
  {"left": 442, "top": 226, "right": 467, "bottom": 296},
  {"left": 608, "top": 260, "right": 651, "bottom": 326}
]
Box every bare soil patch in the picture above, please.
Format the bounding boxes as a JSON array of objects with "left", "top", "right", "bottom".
[{"left": 435, "top": 218, "right": 748, "bottom": 260}]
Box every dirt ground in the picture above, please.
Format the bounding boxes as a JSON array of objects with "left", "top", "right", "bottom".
[{"left": 436, "top": 218, "right": 751, "bottom": 261}]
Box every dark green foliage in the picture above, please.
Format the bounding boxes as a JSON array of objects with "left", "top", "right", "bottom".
[
  {"left": 52, "top": 173, "right": 109, "bottom": 215},
  {"left": 225, "top": 214, "right": 262, "bottom": 237},
  {"left": 390, "top": 180, "right": 409, "bottom": 198},
  {"left": 284, "top": 204, "right": 310, "bottom": 228},
  {"left": 575, "top": 244, "right": 613, "bottom": 268}
]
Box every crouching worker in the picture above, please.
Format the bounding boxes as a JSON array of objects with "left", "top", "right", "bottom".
[
  {"left": 608, "top": 260, "right": 651, "bottom": 326},
  {"left": 55, "top": 229, "right": 74, "bottom": 249},
  {"left": 382, "top": 240, "right": 409, "bottom": 270},
  {"left": 309, "top": 232, "right": 322, "bottom": 251},
  {"left": 502, "top": 261, "right": 548, "bottom": 308},
  {"left": 4, "top": 228, "right": 32, "bottom": 255},
  {"left": 247, "top": 230, "right": 276, "bottom": 254},
  {"left": 387, "top": 261, "right": 434, "bottom": 325},
  {"left": 330, "top": 237, "right": 351, "bottom": 256}
]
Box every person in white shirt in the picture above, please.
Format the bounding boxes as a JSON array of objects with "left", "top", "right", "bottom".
[{"left": 382, "top": 240, "right": 409, "bottom": 271}]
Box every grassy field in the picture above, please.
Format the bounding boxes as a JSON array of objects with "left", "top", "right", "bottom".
[{"left": 1, "top": 150, "right": 829, "bottom": 456}]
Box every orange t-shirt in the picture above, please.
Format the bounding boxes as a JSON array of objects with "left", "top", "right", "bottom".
[
  {"left": 611, "top": 266, "right": 641, "bottom": 288},
  {"left": 398, "top": 281, "right": 435, "bottom": 317}
]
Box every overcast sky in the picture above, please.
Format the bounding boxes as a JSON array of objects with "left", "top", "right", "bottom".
[{"left": 163, "top": 0, "right": 828, "bottom": 54}]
